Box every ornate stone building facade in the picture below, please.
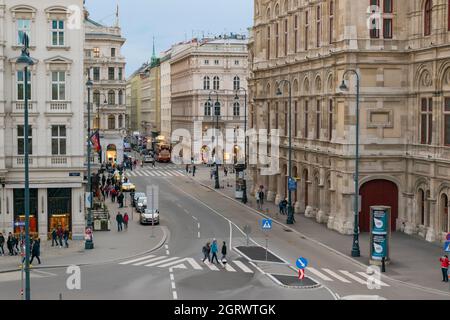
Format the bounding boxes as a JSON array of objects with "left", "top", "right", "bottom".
[
  {"left": 84, "top": 7, "right": 126, "bottom": 164},
  {"left": 249, "top": 0, "right": 450, "bottom": 242}
]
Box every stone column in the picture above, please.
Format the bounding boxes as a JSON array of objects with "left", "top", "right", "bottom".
[
  {"left": 267, "top": 174, "right": 276, "bottom": 202},
  {"left": 426, "top": 199, "right": 437, "bottom": 242}
]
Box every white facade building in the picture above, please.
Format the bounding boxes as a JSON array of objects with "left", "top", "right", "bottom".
[
  {"left": 0, "top": 0, "right": 86, "bottom": 239},
  {"left": 84, "top": 9, "right": 126, "bottom": 165},
  {"left": 160, "top": 51, "right": 172, "bottom": 141}
]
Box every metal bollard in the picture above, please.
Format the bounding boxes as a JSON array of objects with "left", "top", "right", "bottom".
[{"left": 381, "top": 257, "right": 386, "bottom": 273}]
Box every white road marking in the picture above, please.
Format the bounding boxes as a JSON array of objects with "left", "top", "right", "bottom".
[
  {"left": 222, "top": 263, "right": 236, "bottom": 272},
  {"left": 166, "top": 250, "right": 170, "bottom": 255},
  {"left": 172, "top": 291, "right": 178, "bottom": 300},
  {"left": 356, "top": 272, "right": 390, "bottom": 287},
  {"left": 165, "top": 172, "right": 175, "bottom": 177},
  {"left": 165, "top": 244, "right": 169, "bottom": 249},
  {"left": 232, "top": 260, "right": 253, "bottom": 273},
  {"left": 175, "top": 171, "right": 185, "bottom": 177},
  {"left": 170, "top": 274, "right": 174, "bottom": 281},
  {"left": 119, "top": 255, "right": 155, "bottom": 265},
  {"left": 322, "top": 268, "right": 352, "bottom": 283},
  {"left": 198, "top": 231, "right": 201, "bottom": 238},
  {"left": 204, "top": 261, "right": 220, "bottom": 271},
  {"left": 307, "top": 267, "right": 334, "bottom": 281},
  {"left": 171, "top": 264, "right": 188, "bottom": 270},
  {"left": 191, "top": 215, "right": 197, "bottom": 220},
  {"left": 171, "top": 282, "right": 176, "bottom": 289},
  {"left": 147, "top": 170, "right": 156, "bottom": 177},
  {"left": 197, "top": 223, "right": 200, "bottom": 229},
  {"left": 133, "top": 256, "right": 168, "bottom": 266},
  {"left": 146, "top": 257, "right": 180, "bottom": 267},
  {"left": 339, "top": 270, "right": 368, "bottom": 285}
]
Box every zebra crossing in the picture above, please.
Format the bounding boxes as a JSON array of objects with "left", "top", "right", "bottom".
[
  {"left": 306, "top": 267, "right": 390, "bottom": 287},
  {"left": 118, "top": 254, "right": 255, "bottom": 274},
  {"left": 126, "top": 168, "right": 186, "bottom": 178}
]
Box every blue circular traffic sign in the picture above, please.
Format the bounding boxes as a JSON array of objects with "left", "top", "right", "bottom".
[{"left": 296, "top": 257, "right": 308, "bottom": 269}]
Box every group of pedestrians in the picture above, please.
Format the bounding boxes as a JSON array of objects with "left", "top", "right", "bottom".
[
  {"left": 0, "top": 232, "right": 21, "bottom": 256},
  {"left": 116, "top": 212, "right": 129, "bottom": 232},
  {"left": 50, "top": 227, "right": 70, "bottom": 248},
  {"left": 202, "top": 239, "right": 227, "bottom": 265},
  {"left": 185, "top": 165, "right": 197, "bottom": 177}
]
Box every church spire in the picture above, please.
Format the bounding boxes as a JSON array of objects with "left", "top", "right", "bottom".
[
  {"left": 115, "top": 0, "right": 120, "bottom": 27},
  {"left": 150, "top": 36, "right": 158, "bottom": 67}
]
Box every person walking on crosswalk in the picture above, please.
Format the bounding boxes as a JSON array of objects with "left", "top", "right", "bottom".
[
  {"left": 221, "top": 241, "right": 227, "bottom": 265},
  {"left": 193, "top": 165, "right": 196, "bottom": 177},
  {"left": 202, "top": 242, "right": 211, "bottom": 263},
  {"left": 211, "top": 239, "right": 219, "bottom": 264}
]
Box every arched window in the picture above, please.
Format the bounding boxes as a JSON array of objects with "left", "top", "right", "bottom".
[
  {"left": 329, "top": 1, "right": 334, "bottom": 43},
  {"left": 214, "top": 102, "right": 221, "bottom": 116},
  {"left": 233, "top": 76, "right": 240, "bottom": 91},
  {"left": 108, "top": 115, "right": 115, "bottom": 129},
  {"left": 275, "top": 3, "right": 280, "bottom": 16},
  {"left": 213, "top": 76, "right": 220, "bottom": 90},
  {"left": 424, "top": 0, "right": 432, "bottom": 36},
  {"left": 203, "top": 76, "right": 210, "bottom": 90},
  {"left": 418, "top": 189, "right": 425, "bottom": 225},
  {"left": 118, "top": 90, "right": 123, "bottom": 105},
  {"left": 204, "top": 102, "right": 211, "bottom": 116},
  {"left": 441, "top": 193, "right": 449, "bottom": 232},
  {"left": 233, "top": 102, "right": 240, "bottom": 116},
  {"left": 118, "top": 115, "right": 123, "bottom": 128},
  {"left": 108, "top": 90, "right": 115, "bottom": 105}
]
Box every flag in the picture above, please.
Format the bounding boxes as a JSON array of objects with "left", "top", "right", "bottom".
[{"left": 90, "top": 130, "right": 101, "bottom": 152}]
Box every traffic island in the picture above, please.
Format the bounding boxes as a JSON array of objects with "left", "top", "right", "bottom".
[
  {"left": 235, "top": 246, "right": 285, "bottom": 263},
  {"left": 269, "top": 274, "right": 320, "bottom": 289}
]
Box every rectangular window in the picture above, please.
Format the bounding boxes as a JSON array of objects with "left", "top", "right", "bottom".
[
  {"left": 284, "top": 102, "right": 288, "bottom": 136},
  {"left": 51, "top": 125, "right": 66, "bottom": 155},
  {"left": 17, "top": 71, "right": 31, "bottom": 101},
  {"left": 17, "top": 125, "right": 32, "bottom": 155},
  {"left": 329, "top": 1, "right": 334, "bottom": 44},
  {"left": 119, "top": 68, "right": 123, "bottom": 80},
  {"left": 17, "top": 19, "right": 31, "bottom": 45},
  {"left": 93, "top": 47, "right": 100, "bottom": 58},
  {"left": 316, "top": 6, "right": 321, "bottom": 48},
  {"left": 294, "top": 15, "right": 299, "bottom": 52},
  {"left": 267, "top": 102, "right": 271, "bottom": 131},
  {"left": 93, "top": 67, "right": 100, "bottom": 81},
  {"left": 234, "top": 60, "right": 239, "bottom": 65},
  {"left": 108, "top": 67, "right": 115, "bottom": 80},
  {"left": 275, "top": 103, "right": 279, "bottom": 129},
  {"left": 204, "top": 60, "right": 209, "bottom": 65},
  {"left": 111, "top": 48, "right": 116, "bottom": 57},
  {"left": 51, "top": 20, "right": 64, "bottom": 46},
  {"left": 214, "top": 60, "right": 219, "bottom": 65},
  {"left": 284, "top": 19, "right": 288, "bottom": 56},
  {"left": 329, "top": 99, "right": 333, "bottom": 141},
  {"left": 275, "top": 23, "right": 279, "bottom": 58},
  {"left": 384, "top": 0, "right": 393, "bottom": 13},
  {"left": 383, "top": 19, "right": 393, "bottom": 38},
  {"left": 304, "top": 100, "right": 309, "bottom": 138},
  {"left": 267, "top": 26, "right": 271, "bottom": 60},
  {"left": 305, "top": 11, "right": 309, "bottom": 50},
  {"left": 316, "top": 100, "right": 321, "bottom": 139},
  {"left": 51, "top": 71, "right": 65, "bottom": 101},
  {"left": 445, "top": 98, "right": 450, "bottom": 146},
  {"left": 420, "top": 98, "right": 433, "bottom": 145},
  {"left": 448, "top": 0, "right": 450, "bottom": 31},
  {"left": 294, "top": 101, "right": 298, "bottom": 136}
]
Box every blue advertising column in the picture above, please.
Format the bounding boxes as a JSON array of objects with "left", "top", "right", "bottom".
[{"left": 369, "top": 206, "right": 391, "bottom": 266}]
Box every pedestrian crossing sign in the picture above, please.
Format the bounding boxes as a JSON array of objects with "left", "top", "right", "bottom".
[
  {"left": 261, "top": 219, "right": 272, "bottom": 230},
  {"left": 444, "top": 241, "right": 450, "bottom": 253}
]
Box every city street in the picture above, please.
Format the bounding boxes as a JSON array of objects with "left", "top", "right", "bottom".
[{"left": 1, "top": 163, "right": 449, "bottom": 300}]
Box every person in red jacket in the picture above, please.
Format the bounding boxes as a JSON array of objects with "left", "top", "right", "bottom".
[{"left": 440, "top": 255, "right": 449, "bottom": 282}]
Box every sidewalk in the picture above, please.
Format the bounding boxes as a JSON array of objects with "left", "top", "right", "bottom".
[
  {"left": 0, "top": 195, "right": 167, "bottom": 273},
  {"left": 189, "top": 164, "right": 449, "bottom": 292}
]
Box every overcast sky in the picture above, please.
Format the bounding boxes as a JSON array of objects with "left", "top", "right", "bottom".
[{"left": 84, "top": 0, "right": 253, "bottom": 77}]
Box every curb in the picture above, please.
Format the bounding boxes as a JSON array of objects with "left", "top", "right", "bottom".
[
  {"left": 0, "top": 226, "right": 169, "bottom": 274},
  {"left": 190, "top": 176, "right": 450, "bottom": 298}
]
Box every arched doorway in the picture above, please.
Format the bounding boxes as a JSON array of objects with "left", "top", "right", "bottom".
[
  {"left": 359, "top": 179, "right": 398, "bottom": 232},
  {"left": 106, "top": 144, "right": 117, "bottom": 164},
  {"left": 200, "top": 145, "right": 210, "bottom": 164},
  {"left": 441, "top": 194, "right": 449, "bottom": 233}
]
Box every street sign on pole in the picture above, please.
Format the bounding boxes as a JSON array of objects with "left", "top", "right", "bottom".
[
  {"left": 288, "top": 177, "right": 297, "bottom": 191},
  {"left": 447, "top": 233, "right": 450, "bottom": 241},
  {"left": 261, "top": 219, "right": 272, "bottom": 230},
  {"left": 296, "top": 257, "right": 308, "bottom": 269},
  {"left": 298, "top": 269, "right": 305, "bottom": 280},
  {"left": 444, "top": 241, "right": 450, "bottom": 253}
]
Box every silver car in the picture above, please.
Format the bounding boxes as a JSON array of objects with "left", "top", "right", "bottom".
[{"left": 140, "top": 209, "right": 160, "bottom": 225}]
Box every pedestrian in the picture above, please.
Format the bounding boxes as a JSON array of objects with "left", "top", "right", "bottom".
[
  {"left": 0, "top": 233, "right": 5, "bottom": 256},
  {"left": 30, "top": 238, "right": 41, "bottom": 265},
  {"left": 256, "top": 191, "right": 261, "bottom": 210},
  {"left": 13, "top": 235, "right": 19, "bottom": 255},
  {"left": 116, "top": 212, "right": 123, "bottom": 232},
  {"left": 210, "top": 168, "right": 215, "bottom": 180},
  {"left": 221, "top": 241, "right": 227, "bottom": 263},
  {"left": 118, "top": 192, "right": 125, "bottom": 208},
  {"left": 57, "top": 226, "right": 63, "bottom": 248},
  {"left": 63, "top": 228, "right": 70, "bottom": 248},
  {"left": 258, "top": 187, "right": 265, "bottom": 207},
  {"left": 193, "top": 165, "right": 196, "bottom": 177},
  {"left": 51, "top": 228, "right": 57, "bottom": 247},
  {"left": 440, "top": 255, "right": 449, "bottom": 282},
  {"left": 111, "top": 188, "right": 116, "bottom": 203},
  {"left": 186, "top": 164, "right": 189, "bottom": 173},
  {"left": 202, "top": 242, "right": 211, "bottom": 263},
  {"left": 102, "top": 175, "right": 106, "bottom": 187},
  {"left": 210, "top": 239, "right": 219, "bottom": 264},
  {"left": 123, "top": 212, "right": 129, "bottom": 230},
  {"left": 7, "top": 232, "right": 14, "bottom": 256},
  {"left": 224, "top": 167, "right": 228, "bottom": 177},
  {"left": 279, "top": 199, "right": 285, "bottom": 215}
]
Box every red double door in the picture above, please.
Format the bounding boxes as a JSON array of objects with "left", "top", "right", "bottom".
[{"left": 359, "top": 179, "right": 398, "bottom": 232}]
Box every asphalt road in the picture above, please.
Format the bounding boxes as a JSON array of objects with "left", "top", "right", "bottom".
[{"left": 1, "top": 163, "right": 448, "bottom": 300}]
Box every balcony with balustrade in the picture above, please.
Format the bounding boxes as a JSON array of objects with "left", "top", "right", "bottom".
[{"left": 46, "top": 101, "right": 72, "bottom": 114}]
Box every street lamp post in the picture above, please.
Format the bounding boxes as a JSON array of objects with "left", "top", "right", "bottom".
[
  {"left": 276, "top": 80, "right": 294, "bottom": 225},
  {"left": 340, "top": 69, "right": 361, "bottom": 258},
  {"left": 17, "top": 33, "right": 34, "bottom": 301},
  {"left": 208, "top": 91, "right": 220, "bottom": 189},
  {"left": 234, "top": 88, "right": 248, "bottom": 204},
  {"left": 85, "top": 78, "right": 94, "bottom": 250}
]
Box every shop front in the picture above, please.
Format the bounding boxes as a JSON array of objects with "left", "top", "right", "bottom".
[
  {"left": 13, "top": 188, "right": 38, "bottom": 238},
  {"left": 106, "top": 144, "right": 117, "bottom": 164},
  {"left": 47, "top": 188, "right": 72, "bottom": 239}
]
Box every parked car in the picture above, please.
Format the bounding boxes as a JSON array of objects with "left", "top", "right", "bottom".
[
  {"left": 132, "top": 192, "right": 146, "bottom": 207},
  {"left": 136, "top": 197, "right": 147, "bottom": 213},
  {"left": 144, "top": 155, "right": 154, "bottom": 163},
  {"left": 140, "top": 209, "right": 160, "bottom": 225},
  {"left": 121, "top": 182, "right": 136, "bottom": 192}
]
